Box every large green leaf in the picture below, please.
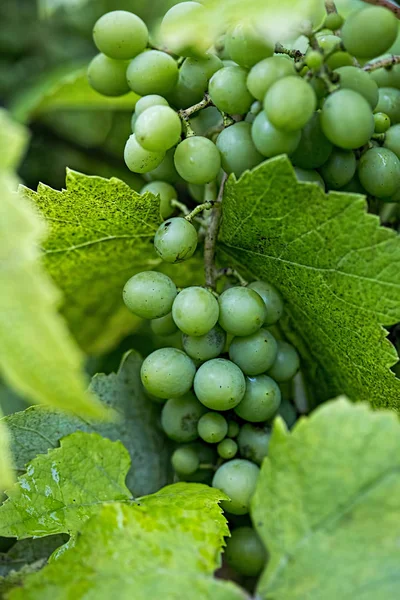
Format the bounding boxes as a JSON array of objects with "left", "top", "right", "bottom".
[
  {"left": 252, "top": 398, "right": 400, "bottom": 599},
  {"left": 7, "top": 484, "right": 247, "bottom": 600},
  {"left": 0, "top": 536, "right": 68, "bottom": 577},
  {"left": 219, "top": 157, "right": 400, "bottom": 410},
  {"left": 21, "top": 170, "right": 203, "bottom": 354},
  {"left": 0, "top": 431, "right": 131, "bottom": 540},
  {"left": 4, "top": 351, "right": 171, "bottom": 496}
]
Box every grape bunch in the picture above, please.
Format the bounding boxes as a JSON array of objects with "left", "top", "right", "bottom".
[{"left": 88, "top": 3, "right": 400, "bottom": 204}]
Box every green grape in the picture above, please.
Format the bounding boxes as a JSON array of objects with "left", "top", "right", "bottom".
[
  {"left": 198, "top": 412, "right": 228, "bottom": 443},
  {"left": 294, "top": 167, "right": 325, "bottom": 190},
  {"left": 316, "top": 33, "right": 341, "bottom": 55},
  {"left": 341, "top": 6, "right": 398, "bottom": 59},
  {"left": 335, "top": 66, "right": 379, "bottom": 110},
  {"left": 160, "top": 2, "right": 209, "bottom": 57},
  {"left": 374, "top": 112, "right": 391, "bottom": 133},
  {"left": 175, "top": 54, "right": 223, "bottom": 106},
  {"left": 171, "top": 446, "right": 199, "bottom": 475},
  {"left": 237, "top": 424, "right": 270, "bottom": 465},
  {"left": 326, "top": 51, "right": 354, "bottom": 71},
  {"left": 209, "top": 67, "right": 253, "bottom": 115},
  {"left": 235, "top": 375, "right": 281, "bottom": 422},
  {"left": 174, "top": 137, "right": 221, "bottom": 185},
  {"left": 127, "top": 50, "right": 179, "bottom": 96},
  {"left": 216, "top": 122, "right": 263, "bottom": 178},
  {"left": 176, "top": 442, "right": 217, "bottom": 483},
  {"left": 306, "top": 50, "right": 323, "bottom": 71},
  {"left": 212, "top": 459, "right": 260, "bottom": 515},
  {"left": 190, "top": 107, "right": 223, "bottom": 137},
  {"left": 319, "top": 148, "right": 356, "bottom": 189},
  {"left": 123, "top": 271, "right": 177, "bottom": 319},
  {"left": 124, "top": 134, "right": 165, "bottom": 173},
  {"left": 172, "top": 287, "right": 219, "bottom": 336},
  {"left": 218, "top": 438, "right": 238, "bottom": 459},
  {"left": 87, "top": 54, "right": 130, "bottom": 97},
  {"left": 370, "top": 63, "right": 400, "bottom": 89},
  {"left": 194, "top": 358, "right": 246, "bottom": 411},
  {"left": 188, "top": 183, "right": 205, "bottom": 203},
  {"left": 247, "top": 56, "right": 296, "bottom": 101},
  {"left": 219, "top": 287, "right": 266, "bottom": 337},
  {"left": 229, "top": 329, "right": 278, "bottom": 376},
  {"left": 375, "top": 88, "right": 400, "bottom": 124},
  {"left": 140, "top": 181, "right": 176, "bottom": 220},
  {"left": 264, "top": 76, "right": 317, "bottom": 132},
  {"left": 248, "top": 280, "right": 284, "bottom": 325},
  {"left": 384, "top": 124, "right": 400, "bottom": 159},
  {"left": 150, "top": 312, "right": 178, "bottom": 336},
  {"left": 154, "top": 217, "right": 198, "bottom": 264},
  {"left": 135, "top": 105, "right": 181, "bottom": 152},
  {"left": 135, "top": 95, "right": 169, "bottom": 116},
  {"left": 227, "top": 421, "right": 240, "bottom": 438},
  {"left": 278, "top": 399, "right": 297, "bottom": 428},
  {"left": 358, "top": 147, "right": 400, "bottom": 198},
  {"left": 320, "top": 89, "right": 374, "bottom": 149},
  {"left": 324, "top": 12, "right": 344, "bottom": 31},
  {"left": 310, "top": 76, "right": 329, "bottom": 102},
  {"left": 225, "top": 527, "right": 267, "bottom": 577},
  {"left": 251, "top": 112, "right": 301, "bottom": 158},
  {"left": 161, "top": 392, "right": 206, "bottom": 442},
  {"left": 131, "top": 112, "right": 137, "bottom": 132},
  {"left": 225, "top": 23, "right": 273, "bottom": 68},
  {"left": 339, "top": 173, "right": 367, "bottom": 194},
  {"left": 268, "top": 340, "right": 300, "bottom": 382},
  {"left": 167, "top": 74, "right": 204, "bottom": 110},
  {"left": 146, "top": 148, "right": 180, "bottom": 183},
  {"left": 141, "top": 348, "right": 196, "bottom": 399},
  {"left": 93, "top": 11, "right": 148, "bottom": 60},
  {"left": 182, "top": 325, "right": 226, "bottom": 362}
]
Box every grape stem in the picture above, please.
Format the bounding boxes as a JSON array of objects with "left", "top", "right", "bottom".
[
  {"left": 325, "top": 0, "right": 338, "bottom": 13},
  {"left": 178, "top": 93, "right": 213, "bottom": 120},
  {"left": 170, "top": 199, "right": 190, "bottom": 216},
  {"left": 274, "top": 42, "right": 304, "bottom": 61},
  {"left": 204, "top": 172, "right": 228, "bottom": 289},
  {"left": 363, "top": 55, "right": 400, "bottom": 71},
  {"left": 361, "top": 0, "right": 400, "bottom": 18},
  {"left": 216, "top": 267, "right": 248, "bottom": 287},
  {"left": 185, "top": 201, "right": 216, "bottom": 222}
]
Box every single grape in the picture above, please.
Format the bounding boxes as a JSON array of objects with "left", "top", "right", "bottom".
[
  {"left": 268, "top": 340, "right": 300, "bottom": 382},
  {"left": 218, "top": 438, "right": 238, "bottom": 460},
  {"left": 198, "top": 412, "right": 228, "bottom": 443},
  {"left": 209, "top": 67, "right": 254, "bottom": 115},
  {"left": 127, "top": 50, "right": 179, "bottom": 96},
  {"left": 319, "top": 148, "right": 357, "bottom": 189},
  {"left": 161, "top": 392, "right": 206, "bottom": 442},
  {"left": 174, "top": 136, "right": 221, "bottom": 185},
  {"left": 212, "top": 459, "right": 260, "bottom": 515},
  {"left": 167, "top": 74, "right": 204, "bottom": 109},
  {"left": 294, "top": 167, "right": 325, "bottom": 190},
  {"left": 375, "top": 88, "right": 400, "bottom": 125},
  {"left": 172, "top": 287, "right": 219, "bottom": 336},
  {"left": 251, "top": 112, "right": 301, "bottom": 158},
  {"left": 154, "top": 217, "right": 198, "bottom": 264},
  {"left": 150, "top": 312, "right": 178, "bottom": 336},
  {"left": 182, "top": 325, "right": 226, "bottom": 362},
  {"left": 219, "top": 287, "right": 266, "bottom": 336},
  {"left": 248, "top": 280, "right": 284, "bottom": 325},
  {"left": 229, "top": 329, "right": 278, "bottom": 376},
  {"left": 87, "top": 54, "right": 130, "bottom": 97},
  {"left": 124, "top": 134, "right": 165, "bottom": 173},
  {"left": 175, "top": 54, "right": 223, "bottom": 106},
  {"left": 226, "top": 421, "right": 240, "bottom": 439},
  {"left": 247, "top": 56, "right": 296, "bottom": 102},
  {"left": 374, "top": 112, "right": 391, "bottom": 134},
  {"left": 237, "top": 424, "right": 270, "bottom": 465},
  {"left": 123, "top": 271, "right": 177, "bottom": 319},
  {"left": 358, "top": 147, "right": 400, "bottom": 198},
  {"left": 324, "top": 12, "right": 344, "bottom": 31},
  {"left": 264, "top": 76, "right": 317, "bottom": 132},
  {"left": 140, "top": 181, "right": 176, "bottom": 220},
  {"left": 370, "top": 63, "right": 400, "bottom": 89},
  {"left": 225, "top": 527, "right": 267, "bottom": 577},
  {"left": 135, "top": 95, "right": 169, "bottom": 116},
  {"left": 341, "top": 6, "right": 398, "bottom": 59},
  {"left": 235, "top": 375, "right": 281, "bottom": 422},
  {"left": 335, "top": 66, "right": 379, "bottom": 110},
  {"left": 93, "top": 11, "right": 148, "bottom": 60},
  {"left": 146, "top": 148, "right": 180, "bottom": 183},
  {"left": 160, "top": 2, "right": 209, "bottom": 57},
  {"left": 278, "top": 399, "right": 298, "bottom": 428},
  {"left": 339, "top": 173, "right": 367, "bottom": 194},
  {"left": 176, "top": 442, "right": 216, "bottom": 483},
  {"left": 188, "top": 183, "right": 205, "bottom": 203},
  {"left": 225, "top": 23, "right": 273, "bottom": 68},
  {"left": 326, "top": 51, "right": 354, "bottom": 71},
  {"left": 194, "top": 358, "right": 246, "bottom": 411},
  {"left": 135, "top": 105, "right": 182, "bottom": 152},
  {"left": 320, "top": 89, "right": 374, "bottom": 149},
  {"left": 306, "top": 50, "right": 324, "bottom": 71},
  {"left": 171, "top": 446, "right": 200, "bottom": 475},
  {"left": 384, "top": 124, "right": 400, "bottom": 159},
  {"left": 216, "top": 122, "right": 263, "bottom": 178},
  {"left": 141, "top": 348, "right": 196, "bottom": 399}
]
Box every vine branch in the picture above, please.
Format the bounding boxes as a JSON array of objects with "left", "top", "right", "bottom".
[
  {"left": 363, "top": 55, "right": 400, "bottom": 71},
  {"left": 325, "top": 0, "right": 338, "bottom": 13},
  {"left": 361, "top": 0, "right": 400, "bottom": 18},
  {"left": 274, "top": 43, "right": 304, "bottom": 61},
  {"left": 204, "top": 173, "right": 228, "bottom": 289}
]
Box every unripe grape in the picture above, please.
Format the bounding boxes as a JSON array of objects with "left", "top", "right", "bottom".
[
  {"left": 171, "top": 446, "right": 199, "bottom": 475},
  {"left": 229, "top": 329, "right": 278, "bottom": 376},
  {"left": 320, "top": 89, "right": 374, "bottom": 149},
  {"left": 227, "top": 421, "right": 240, "bottom": 439},
  {"left": 219, "top": 287, "right": 266, "bottom": 336},
  {"left": 146, "top": 148, "right": 180, "bottom": 184},
  {"left": 335, "top": 66, "right": 379, "bottom": 110},
  {"left": 294, "top": 167, "right": 325, "bottom": 190},
  {"left": 324, "top": 12, "right": 344, "bottom": 31},
  {"left": 123, "top": 271, "right": 177, "bottom": 319},
  {"left": 194, "top": 358, "right": 246, "bottom": 411},
  {"left": 87, "top": 54, "right": 130, "bottom": 97},
  {"left": 124, "top": 134, "right": 165, "bottom": 173},
  {"left": 264, "top": 76, "right": 317, "bottom": 132},
  {"left": 93, "top": 11, "right": 148, "bottom": 60},
  {"left": 225, "top": 527, "right": 267, "bottom": 576},
  {"left": 235, "top": 375, "right": 281, "bottom": 422},
  {"left": 198, "top": 412, "right": 228, "bottom": 443},
  {"left": 375, "top": 88, "right": 400, "bottom": 125},
  {"left": 174, "top": 137, "right": 221, "bottom": 185},
  {"left": 247, "top": 56, "right": 296, "bottom": 102},
  {"left": 319, "top": 148, "right": 356, "bottom": 190},
  {"left": 291, "top": 112, "right": 333, "bottom": 169},
  {"left": 209, "top": 67, "right": 254, "bottom": 115},
  {"left": 212, "top": 459, "right": 260, "bottom": 515},
  {"left": 141, "top": 348, "right": 196, "bottom": 398},
  {"left": 268, "top": 340, "right": 300, "bottom": 382},
  {"left": 150, "top": 313, "right": 178, "bottom": 336},
  {"left": 182, "top": 325, "right": 226, "bottom": 362},
  {"left": 140, "top": 181, "right": 176, "bottom": 220},
  {"left": 161, "top": 393, "right": 206, "bottom": 442},
  {"left": 251, "top": 112, "right": 301, "bottom": 158},
  {"left": 135, "top": 95, "right": 169, "bottom": 116},
  {"left": 127, "top": 50, "right": 178, "bottom": 96},
  {"left": 216, "top": 122, "right": 263, "bottom": 178},
  {"left": 161, "top": 2, "right": 210, "bottom": 57},
  {"left": 341, "top": 6, "right": 398, "bottom": 59},
  {"left": 306, "top": 50, "right": 323, "bottom": 71},
  {"left": 374, "top": 112, "right": 391, "bottom": 134},
  {"left": 135, "top": 106, "right": 182, "bottom": 152},
  {"left": 154, "top": 217, "right": 198, "bottom": 264},
  {"left": 237, "top": 424, "right": 270, "bottom": 465},
  {"left": 172, "top": 287, "right": 219, "bottom": 336},
  {"left": 358, "top": 147, "right": 400, "bottom": 198},
  {"left": 225, "top": 23, "right": 273, "bottom": 68},
  {"left": 384, "top": 124, "right": 400, "bottom": 159},
  {"left": 217, "top": 438, "right": 238, "bottom": 460}
]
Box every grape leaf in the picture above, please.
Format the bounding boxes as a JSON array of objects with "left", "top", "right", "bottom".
[
  {"left": 7, "top": 485, "right": 247, "bottom": 600},
  {"left": 219, "top": 156, "right": 400, "bottom": 410},
  {"left": 0, "top": 406, "right": 14, "bottom": 493},
  {"left": 4, "top": 351, "right": 171, "bottom": 496},
  {"left": 0, "top": 431, "right": 131, "bottom": 540},
  {"left": 0, "top": 110, "right": 29, "bottom": 171},
  {"left": 21, "top": 170, "right": 203, "bottom": 354},
  {"left": 252, "top": 398, "right": 400, "bottom": 599}
]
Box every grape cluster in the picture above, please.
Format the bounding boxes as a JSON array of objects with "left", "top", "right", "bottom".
[{"left": 88, "top": 4, "right": 399, "bottom": 204}]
